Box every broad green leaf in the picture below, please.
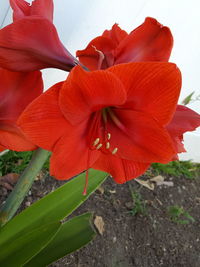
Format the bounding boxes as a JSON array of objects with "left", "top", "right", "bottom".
[
  {"left": 25, "top": 213, "right": 95, "bottom": 266},
  {"left": 0, "top": 222, "right": 61, "bottom": 267},
  {"left": 0, "top": 169, "right": 107, "bottom": 247}
]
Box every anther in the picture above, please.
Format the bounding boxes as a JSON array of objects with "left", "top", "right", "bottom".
[
  {"left": 112, "top": 147, "right": 118, "bottom": 155},
  {"left": 106, "top": 142, "right": 110, "bottom": 149},
  {"left": 107, "top": 133, "right": 111, "bottom": 140},
  {"left": 96, "top": 143, "right": 103, "bottom": 150},
  {"left": 93, "top": 138, "right": 100, "bottom": 146}
]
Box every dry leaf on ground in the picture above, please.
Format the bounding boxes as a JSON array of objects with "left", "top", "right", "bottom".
[
  {"left": 96, "top": 186, "right": 104, "bottom": 194},
  {"left": 150, "top": 175, "right": 164, "bottom": 183},
  {"left": 150, "top": 175, "right": 174, "bottom": 187},
  {"left": 0, "top": 173, "right": 19, "bottom": 184},
  {"left": 135, "top": 178, "right": 155, "bottom": 190},
  {"left": 94, "top": 215, "right": 105, "bottom": 235}
]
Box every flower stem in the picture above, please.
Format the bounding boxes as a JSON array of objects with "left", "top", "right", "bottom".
[{"left": 0, "top": 148, "right": 51, "bottom": 227}]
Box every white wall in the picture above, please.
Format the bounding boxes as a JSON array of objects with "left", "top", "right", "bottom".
[
  {"left": 0, "top": 0, "right": 10, "bottom": 27},
  {"left": 1, "top": 0, "right": 200, "bottom": 161}
]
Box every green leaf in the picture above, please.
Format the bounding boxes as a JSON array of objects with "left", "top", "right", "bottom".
[
  {"left": 181, "top": 91, "right": 195, "bottom": 105},
  {"left": 0, "top": 169, "right": 107, "bottom": 247},
  {"left": 25, "top": 213, "right": 95, "bottom": 266},
  {"left": 0, "top": 222, "right": 61, "bottom": 267}
]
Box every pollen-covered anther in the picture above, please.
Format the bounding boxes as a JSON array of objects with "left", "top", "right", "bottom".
[
  {"left": 106, "top": 142, "right": 110, "bottom": 149},
  {"left": 107, "top": 133, "right": 111, "bottom": 140},
  {"left": 112, "top": 147, "right": 118, "bottom": 155},
  {"left": 96, "top": 143, "right": 103, "bottom": 150},
  {"left": 93, "top": 138, "right": 100, "bottom": 146}
]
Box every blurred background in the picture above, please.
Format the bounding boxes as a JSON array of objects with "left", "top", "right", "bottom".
[{"left": 1, "top": 0, "right": 200, "bottom": 161}]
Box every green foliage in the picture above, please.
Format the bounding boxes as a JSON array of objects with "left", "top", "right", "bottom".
[
  {"left": 181, "top": 91, "right": 200, "bottom": 105},
  {"left": 25, "top": 213, "right": 95, "bottom": 267},
  {"left": 0, "top": 151, "right": 33, "bottom": 176},
  {"left": 130, "top": 190, "right": 147, "bottom": 216},
  {"left": 181, "top": 91, "right": 195, "bottom": 105},
  {"left": 168, "top": 205, "right": 195, "bottom": 224},
  {"left": 151, "top": 161, "right": 200, "bottom": 179},
  {"left": 0, "top": 169, "right": 107, "bottom": 266},
  {"left": 0, "top": 222, "right": 61, "bottom": 267},
  {"left": 0, "top": 150, "right": 50, "bottom": 176}
]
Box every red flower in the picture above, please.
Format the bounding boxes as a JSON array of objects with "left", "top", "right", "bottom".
[
  {"left": 0, "top": 69, "right": 43, "bottom": 151},
  {"left": 76, "top": 17, "right": 173, "bottom": 70},
  {"left": 0, "top": 1, "right": 77, "bottom": 72},
  {"left": 18, "top": 62, "right": 181, "bottom": 183},
  {"left": 166, "top": 105, "right": 200, "bottom": 158},
  {"left": 77, "top": 16, "right": 200, "bottom": 159},
  {"left": 10, "top": 0, "right": 54, "bottom": 22}
]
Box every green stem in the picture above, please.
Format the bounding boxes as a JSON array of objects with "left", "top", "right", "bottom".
[{"left": 0, "top": 148, "right": 51, "bottom": 226}]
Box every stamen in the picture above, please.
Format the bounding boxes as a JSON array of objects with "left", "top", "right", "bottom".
[
  {"left": 106, "top": 142, "right": 110, "bottom": 149},
  {"left": 107, "top": 133, "right": 111, "bottom": 140},
  {"left": 93, "top": 138, "right": 100, "bottom": 146},
  {"left": 96, "top": 143, "right": 103, "bottom": 150},
  {"left": 112, "top": 147, "right": 118, "bottom": 155}
]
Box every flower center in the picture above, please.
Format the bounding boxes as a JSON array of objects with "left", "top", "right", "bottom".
[
  {"left": 84, "top": 108, "right": 120, "bottom": 195},
  {"left": 89, "top": 107, "right": 120, "bottom": 155},
  {"left": 92, "top": 133, "right": 118, "bottom": 155}
]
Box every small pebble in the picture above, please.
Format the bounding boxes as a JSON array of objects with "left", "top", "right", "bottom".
[{"left": 25, "top": 201, "right": 31, "bottom": 207}]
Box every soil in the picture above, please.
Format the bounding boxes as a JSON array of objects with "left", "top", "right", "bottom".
[{"left": 1, "top": 170, "right": 200, "bottom": 267}]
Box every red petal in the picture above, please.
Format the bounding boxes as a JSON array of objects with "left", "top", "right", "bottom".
[
  {"left": 106, "top": 109, "right": 176, "bottom": 163},
  {"left": 0, "top": 69, "right": 43, "bottom": 121},
  {"left": 108, "top": 62, "right": 181, "bottom": 126},
  {"left": 0, "top": 145, "right": 5, "bottom": 152},
  {"left": 102, "top": 23, "right": 128, "bottom": 46},
  {"left": 50, "top": 124, "right": 100, "bottom": 180},
  {"left": 93, "top": 154, "right": 150, "bottom": 183},
  {"left": 18, "top": 82, "right": 69, "bottom": 151},
  {"left": 170, "top": 135, "right": 186, "bottom": 155},
  {"left": 59, "top": 66, "right": 127, "bottom": 125},
  {"left": 0, "top": 121, "right": 36, "bottom": 151},
  {"left": 167, "top": 105, "right": 200, "bottom": 135},
  {"left": 115, "top": 17, "right": 173, "bottom": 64},
  {"left": 76, "top": 36, "right": 116, "bottom": 70},
  {"left": 10, "top": 0, "right": 30, "bottom": 21},
  {"left": 31, "top": 0, "right": 54, "bottom": 22},
  {"left": 166, "top": 105, "right": 200, "bottom": 154},
  {"left": 0, "top": 17, "right": 76, "bottom": 72},
  {"left": 10, "top": 0, "right": 54, "bottom": 22}
]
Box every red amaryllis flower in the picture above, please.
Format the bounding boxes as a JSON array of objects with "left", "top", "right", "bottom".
[
  {"left": 10, "top": 0, "right": 54, "bottom": 22},
  {"left": 0, "top": 1, "right": 77, "bottom": 72},
  {"left": 166, "top": 105, "right": 200, "bottom": 158},
  {"left": 18, "top": 62, "right": 181, "bottom": 184},
  {"left": 0, "top": 69, "right": 43, "bottom": 151},
  {"left": 76, "top": 17, "right": 173, "bottom": 70}
]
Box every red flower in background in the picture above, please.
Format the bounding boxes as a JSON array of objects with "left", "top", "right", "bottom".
[
  {"left": 0, "top": 69, "right": 43, "bottom": 151},
  {"left": 10, "top": 0, "right": 53, "bottom": 22},
  {"left": 166, "top": 105, "right": 200, "bottom": 158},
  {"left": 18, "top": 63, "right": 181, "bottom": 183},
  {"left": 76, "top": 17, "right": 173, "bottom": 70},
  {"left": 0, "top": 0, "right": 77, "bottom": 72}
]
